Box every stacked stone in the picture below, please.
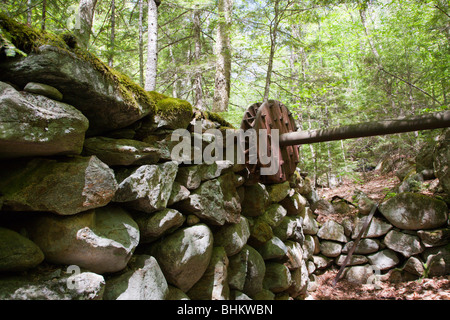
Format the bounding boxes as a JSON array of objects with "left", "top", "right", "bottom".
[
  {"left": 308, "top": 190, "right": 449, "bottom": 285},
  {"left": 0, "top": 39, "right": 311, "bottom": 299}
]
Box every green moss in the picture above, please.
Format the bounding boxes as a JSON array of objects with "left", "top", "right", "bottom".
[
  {"left": 203, "top": 111, "right": 234, "bottom": 129},
  {"left": 157, "top": 97, "right": 192, "bottom": 116},
  {"left": 0, "top": 14, "right": 165, "bottom": 116}
]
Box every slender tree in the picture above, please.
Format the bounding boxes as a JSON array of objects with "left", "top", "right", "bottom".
[
  {"left": 138, "top": 0, "right": 145, "bottom": 87},
  {"left": 108, "top": 0, "right": 116, "bottom": 67},
  {"left": 193, "top": 7, "right": 203, "bottom": 109},
  {"left": 212, "top": 0, "right": 233, "bottom": 112},
  {"left": 75, "top": 0, "right": 98, "bottom": 49},
  {"left": 145, "top": 0, "right": 160, "bottom": 91}
]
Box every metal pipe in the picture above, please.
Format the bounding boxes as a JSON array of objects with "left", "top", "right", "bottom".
[{"left": 279, "top": 110, "right": 450, "bottom": 147}]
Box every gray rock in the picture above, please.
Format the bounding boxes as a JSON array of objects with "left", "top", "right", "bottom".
[
  {"left": 167, "top": 182, "right": 190, "bottom": 206},
  {"left": 302, "top": 235, "right": 316, "bottom": 261},
  {"left": 335, "top": 254, "right": 368, "bottom": 266},
  {"left": 342, "top": 238, "right": 380, "bottom": 255},
  {"left": 214, "top": 216, "right": 250, "bottom": 256},
  {"left": 113, "top": 161, "right": 178, "bottom": 213},
  {"left": 0, "top": 156, "right": 117, "bottom": 215},
  {"left": 0, "top": 269, "right": 105, "bottom": 300},
  {"left": 280, "top": 191, "right": 307, "bottom": 216},
  {"left": 344, "top": 264, "right": 378, "bottom": 284},
  {"left": 384, "top": 229, "right": 424, "bottom": 258},
  {"left": 200, "top": 161, "right": 234, "bottom": 181},
  {"left": 417, "top": 228, "right": 450, "bottom": 248},
  {"left": 83, "top": 137, "right": 160, "bottom": 166},
  {"left": 187, "top": 247, "right": 230, "bottom": 300},
  {"left": 319, "top": 241, "right": 342, "bottom": 258},
  {"left": 175, "top": 165, "right": 202, "bottom": 190},
  {"left": 166, "top": 285, "right": 190, "bottom": 300},
  {"left": 0, "top": 81, "right": 88, "bottom": 159},
  {"left": 24, "top": 82, "right": 63, "bottom": 101},
  {"left": 380, "top": 193, "right": 448, "bottom": 230},
  {"left": 176, "top": 173, "right": 241, "bottom": 226},
  {"left": 263, "top": 262, "right": 291, "bottom": 293},
  {"left": 284, "top": 240, "right": 303, "bottom": 270},
  {"left": 433, "top": 128, "right": 450, "bottom": 194},
  {"left": 150, "top": 224, "right": 213, "bottom": 292},
  {"left": 367, "top": 249, "right": 400, "bottom": 271},
  {"left": 228, "top": 248, "right": 249, "bottom": 291},
  {"left": 133, "top": 209, "right": 186, "bottom": 243},
  {"left": 258, "top": 204, "right": 287, "bottom": 228},
  {"left": 422, "top": 244, "right": 450, "bottom": 277},
  {"left": 103, "top": 255, "right": 168, "bottom": 300},
  {"left": 287, "top": 261, "right": 309, "bottom": 299},
  {"left": 403, "top": 256, "right": 425, "bottom": 276},
  {"left": 352, "top": 216, "right": 393, "bottom": 239},
  {"left": 300, "top": 207, "right": 319, "bottom": 235},
  {"left": 317, "top": 220, "right": 347, "bottom": 243},
  {"left": 273, "top": 216, "right": 304, "bottom": 242},
  {"left": 312, "top": 255, "right": 333, "bottom": 270},
  {"left": 353, "top": 190, "right": 375, "bottom": 215},
  {"left": 0, "top": 227, "right": 44, "bottom": 272},
  {"left": 28, "top": 206, "right": 140, "bottom": 274},
  {"left": 0, "top": 45, "right": 157, "bottom": 135}
]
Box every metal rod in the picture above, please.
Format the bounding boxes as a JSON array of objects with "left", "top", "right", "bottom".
[{"left": 279, "top": 110, "right": 450, "bottom": 147}]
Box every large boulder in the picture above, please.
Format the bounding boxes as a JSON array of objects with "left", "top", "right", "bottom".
[
  {"left": 0, "top": 227, "right": 44, "bottom": 272},
  {"left": 113, "top": 161, "right": 178, "bottom": 213},
  {"left": 27, "top": 206, "right": 140, "bottom": 274},
  {"left": 83, "top": 137, "right": 161, "bottom": 166},
  {"left": 384, "top": 229, "right": 424, "bottom": 258},
  {"left": 379, "top": 193, "right": 448, "bottom": 230},
  {"left": 175, "top": 173, "right": 241, "bottom": 226},
  {"left": 103, "top": 255, "right": 168, "bottom": 300},
  {"left": 0, "top": 81, "right": 89, "bottom": 159},
  {"left": 317, "top": 220, "right": 347, "bottom": 243},
  {"left": 0, "top": 41, "right": 160, "bottom": 135},
  {"left": 352, "top": 216, "right": 393, "bottom": 239},
  {"left": 187, "top": 247, "right": 230, "bottom": 300},
  {"left": 241, "top": 183, "right": 270, "bottom": 217},
  {"left": 214, "top": 216, "right": 250, "bottom": 256},
  {"left": 434, "top": 128, "right": 450, "bottom": 194},
  {"left": 0, "top": 156, "right": 117, "bottom": 215},
  {"left": 263, "top": 263, "right": 291, "bottom": 293},
  {"left": 150, "top": 224, "right": 213, "bottom": 292}
]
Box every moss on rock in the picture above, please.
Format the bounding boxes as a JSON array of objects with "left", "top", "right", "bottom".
[{"left": 155, "top": 97, "right": 193, "bottom": 130}]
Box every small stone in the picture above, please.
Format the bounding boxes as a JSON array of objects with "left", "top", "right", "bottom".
[{"left": 24, "top": 82, "right": 63, "bottom": 101}]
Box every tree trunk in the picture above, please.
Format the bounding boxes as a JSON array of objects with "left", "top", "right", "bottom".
[
  {"left": 263, "top": 0, "right": 280, "bottom": 102},
  {"left": 41, "top": 0, "right": 47, "bottom": 30},
  {"left": 138, "top": 0, "right": 145, "bottom": 87},
  {"left": 27, "top": 0, "right": 32, "bottom": 26},
  {"left": 75, "top": 0, "right": 98, "bottom": 49},
  {"left": 212, "top": 0, "right": 233, "bottom": 112},
  {"left": 108, "top": 0, "right": 116, "bottom": 68},
  {"left": 193, "top": 8, "right": 203, "bottom": 110},
  {"left": 145, "top": 0, "right": 158, "bottom": 92}
]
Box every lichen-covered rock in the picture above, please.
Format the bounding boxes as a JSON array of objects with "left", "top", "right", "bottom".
[
  {"left": 433, "top": 128, "right": 450, "bottom": 194},
  {"left": 417, "top": 228, "right": 450, "bottom": 248},
  {"left": 379, "top": 192, "right": 448, "bottom": 230},
  {"left": 103, "top": 255, "right": 168, "bottom": 300},
  {"left": 0, "top": 42, "right": 160, "bottom": 135},
  {"left": 0, "top": 227, "right": 44, "bottom": 272},
  {"left": 344, "top": 264, "right": 377, "bottom": 284},
  {"left": 83, "top": 137, "right": 160, "bottom": 166},
  {"left": 280, "top": 191, "right": 307, "bottom": 216},
  {"left": 422, "top": 244, "right": 450, "bottom": 277},
  {"left": 187, "top": 247, "right": 230, "bottom": 300},
  {"left": 27, "top": 206, "right": 140, "bottom": 274},
  {"left": 0, "top": 81, "right": 89, "bottom": 159},
  {"left": 263, "top": 262, "right": 291, "bottom": 293},
  {"left": 319, "top": 241, "right": 342, "bottom": 258},
  {"left": 241, "top": 245, "right": 266, "bottom": 298},
  {"left": 317, "top": 220, "right": 347, "bottom": 243},
  {"left": 367, "top": 249, "right": 400, "bottom": 271},
  {"left": 241, "top": 183, "right": 270, "bottom": 217},
  {"left": 175, "top": 173, "right": 241, "bottom": 226},
  {"left": 258, "top": 237, "right": 288, "bottom": 260},
  {"left": 258, "top": 204, "right": 287, "bottom": 228},
  {"left": 133, "top": 209, "right": 186, "bottom": 243},
  {"left": 284, "top": 240, "right": 303, "bottom": 270},
  {"left": 384, "top": 229, "right": 424, "bottom": 258},
  {"left": 352, "top": 216, "right": 393, "bottom": 239},
  {"left": 150, "top": 224, "right": 213, "bottom": 292},
  {"left": 273, "top": 216, "right": 304, "bottom": 243},
  {"left": 300, "top": 207, "right": 319, "bottom": 235},
  {"left": 167, "top": 182, "right": 190, "bottom": 206},
  {"left": 154, "top": 97, "right": 193, "bottom": 130},
  {"left": 214, "top": 216, "right": 250, "bottom": 256},
  {"left": 266, "top": 182, "right": 290, "bottom": 203},
  {"left": 0, "top": 156, "right": 117, "bottom": 215},
  {"left": 113, "top": 161, "right": 178, "bottom": 213},
  {"left": 24, "top": 82, "right": 63, "bottom": 101},
  {"left": 342, "top": 238, "right": 380, "bottom": 255}
]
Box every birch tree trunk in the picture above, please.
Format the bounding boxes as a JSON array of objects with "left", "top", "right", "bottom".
[
  {"left": 193, "top": 8, "right": 203, "bottom": 110},
  {"left": 75, "top": 0, "right": 98, "bottom": 49},
  {"left": 263, "top": 0, "right": 281, "bottom": 102},
  {"left": 138, "top": 0, "right": 145, "bottom": 87},
  {"left": 212, "top": 0, "right": 233, "bottom": 112},
  {"left": 27, "top": 0, "right": 32, "bottom": 26},
  {"left": 145, "top": 0, "right": 159, "bottom": 92},
  {"left": 108, "top": 0, "right": 115, "bottom": 68}
]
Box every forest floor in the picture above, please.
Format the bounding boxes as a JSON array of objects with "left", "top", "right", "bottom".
[{"left": 310, "top": 170, "right": 450, "bottom": 300}]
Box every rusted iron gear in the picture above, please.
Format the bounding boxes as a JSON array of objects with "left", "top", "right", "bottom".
[{"left": 240, "top": 100, "right": 300, "bottom": 184}]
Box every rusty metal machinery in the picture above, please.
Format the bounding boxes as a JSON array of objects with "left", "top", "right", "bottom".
[{"left": 241, "top": 100, "right": 450, "bottom": 184}]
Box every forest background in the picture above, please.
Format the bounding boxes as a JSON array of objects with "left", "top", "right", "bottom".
[{"left": 1, "top": 0, "right": 448, "bottom": 187}]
